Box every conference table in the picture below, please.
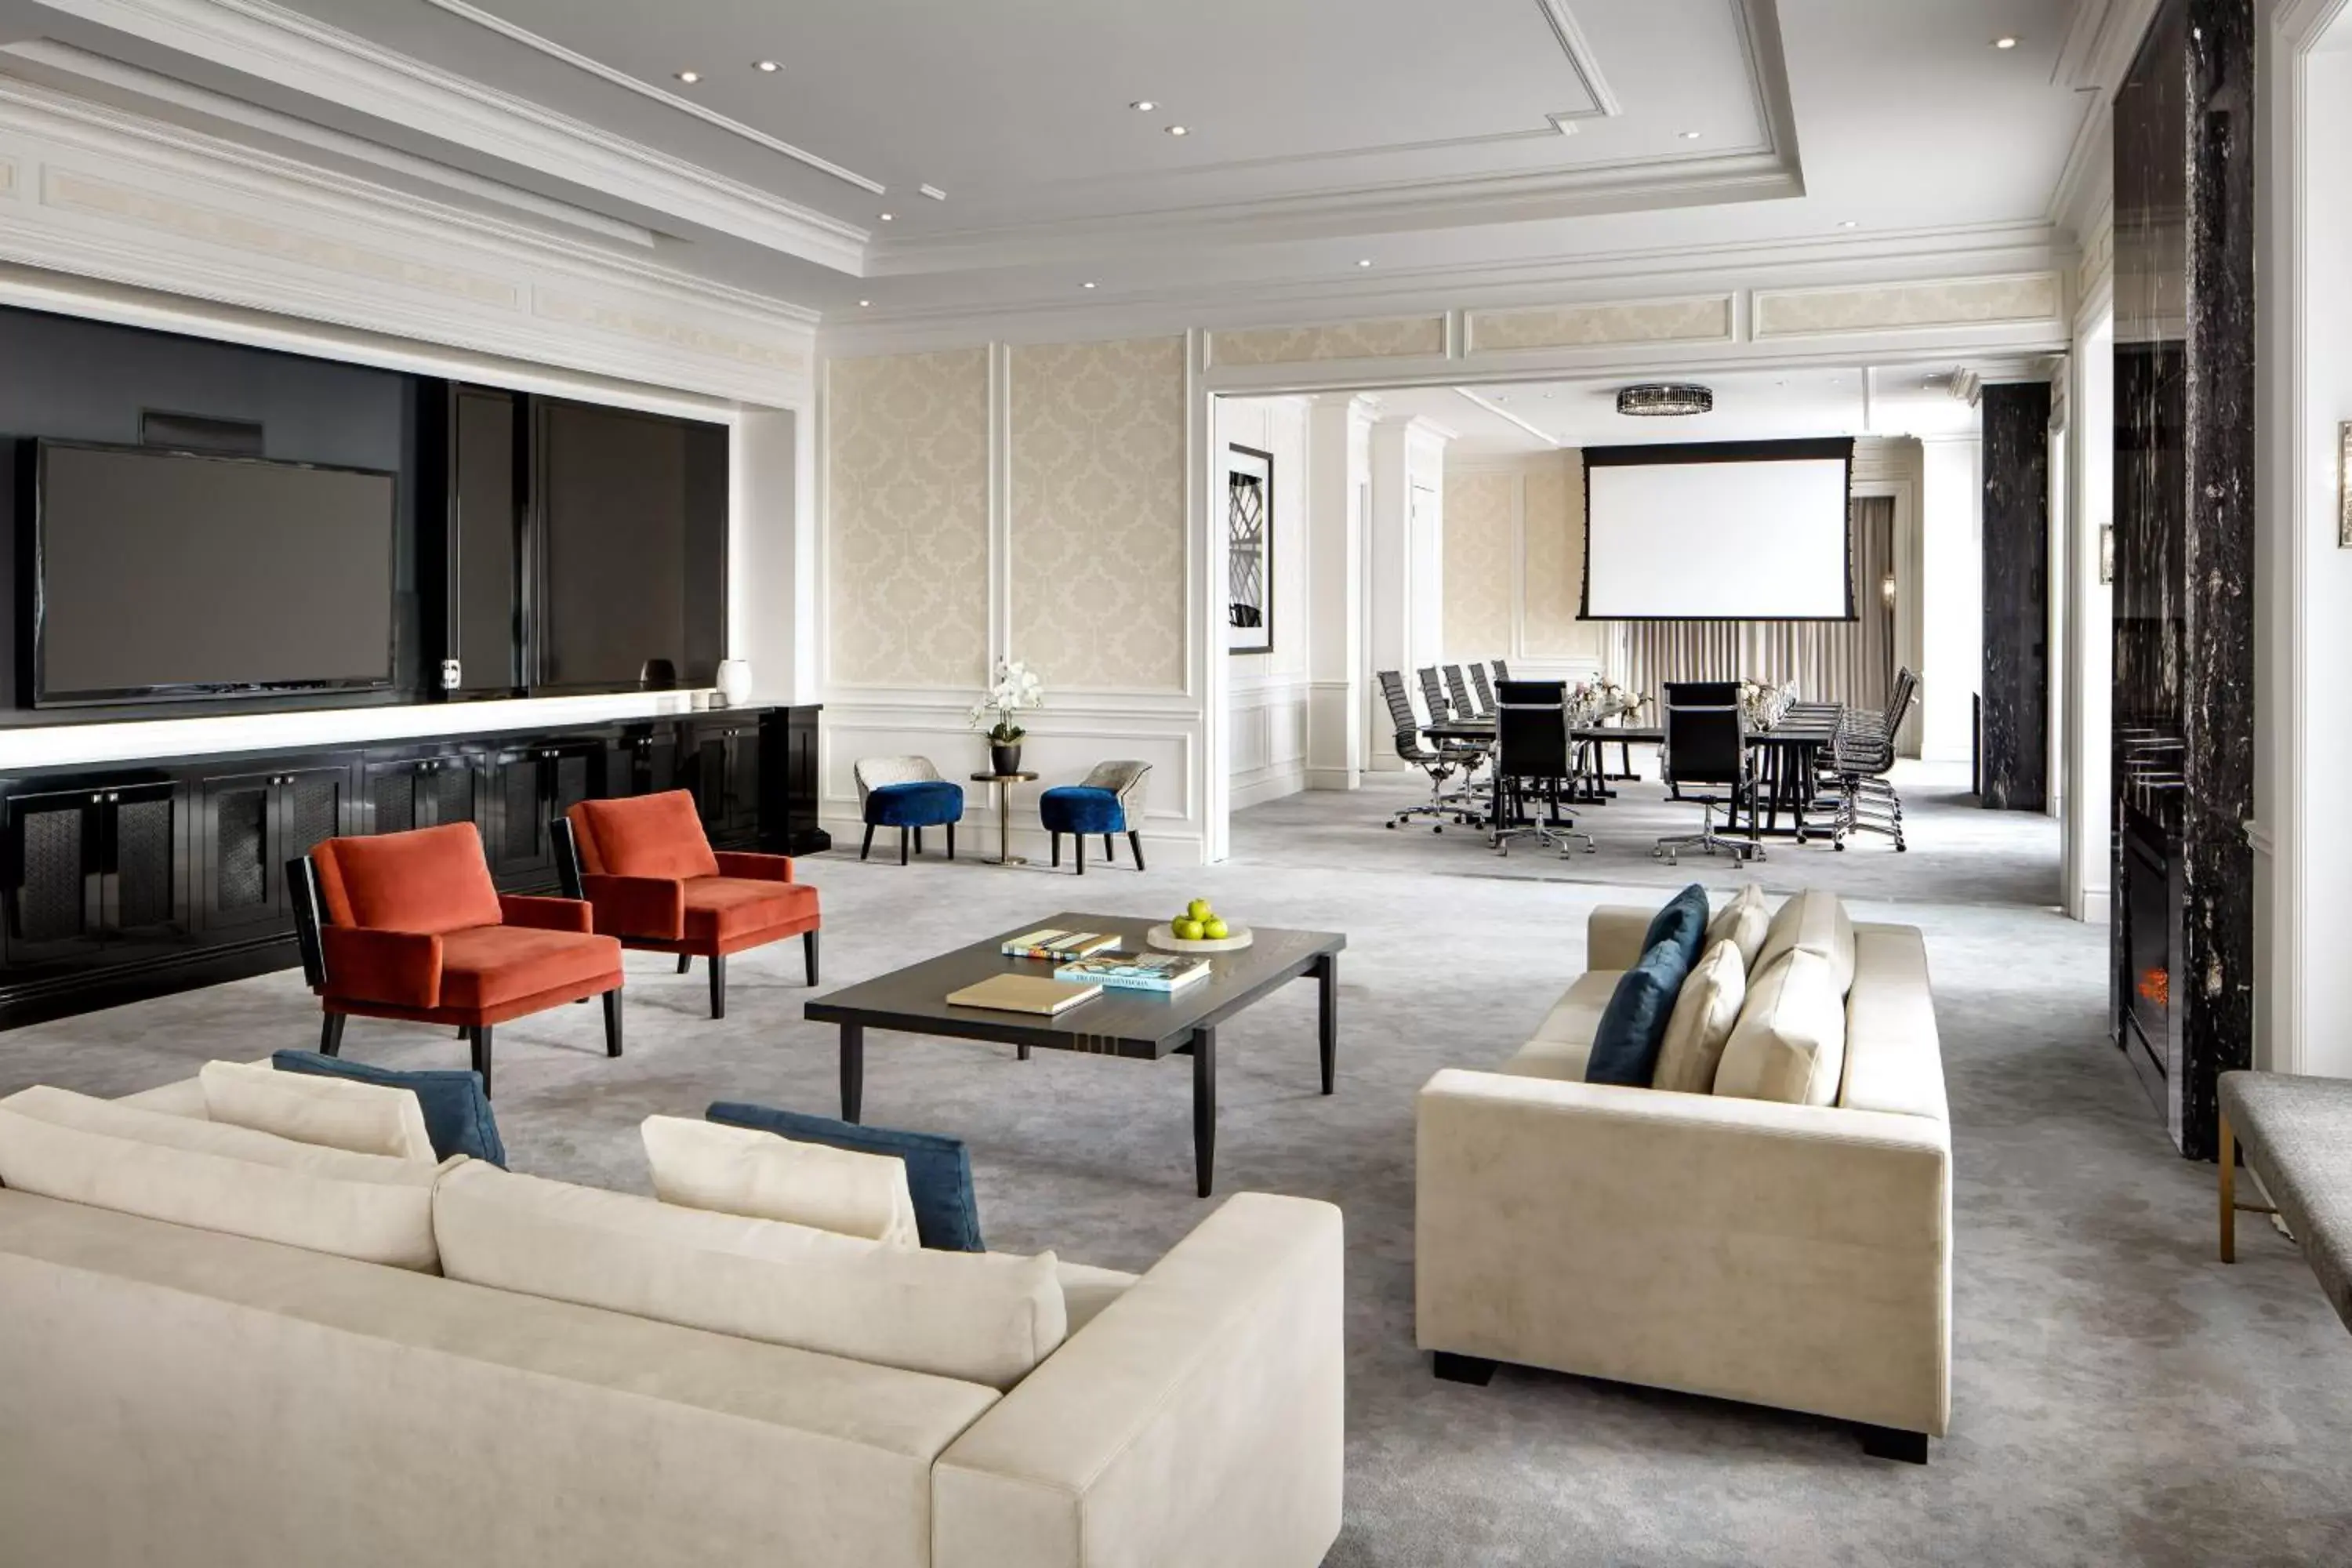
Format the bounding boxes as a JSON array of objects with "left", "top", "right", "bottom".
[{"left": 1425, "top": 701, "right": 1843, "bottom": 839}]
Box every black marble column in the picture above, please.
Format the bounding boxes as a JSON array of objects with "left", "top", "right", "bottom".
[
  {"left": 1980, "top": 382, "right": 2050, "bottom": 812},
  {"left": 2111, "top": 0, "right": 2255, "bottom": 1161}
]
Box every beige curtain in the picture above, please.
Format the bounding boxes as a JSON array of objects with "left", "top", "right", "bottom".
[{"left": 1608, "top": 497, "right": 1896, "bottom": 713}]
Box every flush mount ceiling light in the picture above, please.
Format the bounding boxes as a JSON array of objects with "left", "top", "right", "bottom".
[
  {"left": 674, "top": 68, "right": 701, "bottom": 83},
  {"left": 1165, "top": 125, "right": 1189, "bottom": 136},
  {"left": 753, "top": 60, "right": 781, "bottom": 73},
  {"left": 1993, "top": 35, "right": 2019, "bottom": 48},
  {"left": 1616, "top": 383, "right": 1714, "bottom": 417}
]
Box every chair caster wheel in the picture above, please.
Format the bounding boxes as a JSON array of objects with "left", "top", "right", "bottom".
[
  {"left": 1835, "top": 842, "right": 1846, "bottom": 851},
  {"left": 1385, "top": 821, "right": 1397, "bottom": 829},
  {"left": 1433, "top": 825, "right": 1443, "bottom": 834},
  {"left": 1896, "top": 843, "right": 1907, "bottom": 852}
]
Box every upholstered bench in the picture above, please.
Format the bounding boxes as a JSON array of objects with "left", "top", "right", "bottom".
[{"left": 2219, "top": 1071, "right": 2352, "bottom": 1331}]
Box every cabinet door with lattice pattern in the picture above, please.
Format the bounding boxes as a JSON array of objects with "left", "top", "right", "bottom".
[
  {"left": 99, "top": 782, "right": 189, "bottom": 949},
  {"left": 1, "top": 788, "right": 101, "bottom": 967},
  {"left": 198, "top": 771, "right": 284, "bottom": 935}
]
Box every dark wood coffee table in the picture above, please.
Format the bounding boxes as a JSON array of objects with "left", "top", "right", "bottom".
[{"left": 804, "top": 911, "right": 1344, "bottom": 1196}]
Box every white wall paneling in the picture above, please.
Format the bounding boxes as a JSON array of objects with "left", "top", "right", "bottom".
[
  {"left": 1304, "top": 395, "right": 1373, "bottom": 790},
  {"left": 1918, "top": 434, "right": 1984, "bottom": 765},
  {"left": 1219, "top": 396, "right": 1312, "bottom": 808}
]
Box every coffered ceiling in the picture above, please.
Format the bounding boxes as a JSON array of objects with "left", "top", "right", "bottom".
[{"left": 0, "top": 0, "right": 2123, "bottom": 321}]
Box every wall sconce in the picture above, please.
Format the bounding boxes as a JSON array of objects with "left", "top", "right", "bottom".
[
  {"left": 2099, "top": 524, "right": 2115, "bottom": 584},
  {"left": 1879, "top": 572, "right": 1897, "bottom": 610}
]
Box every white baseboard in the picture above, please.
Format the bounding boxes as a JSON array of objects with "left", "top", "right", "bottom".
[
  {"left": 1302, "top": 766, "right": 1359, "bottom": 791},
  {"left": 2071, "top": 888, "right": 2112, "bottom": 926},
  {"left": 1230, "top": 763, "right": 1308, "bottom": 809}
]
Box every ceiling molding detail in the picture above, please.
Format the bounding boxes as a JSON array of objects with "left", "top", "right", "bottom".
[
  {"left": 1208, "top": 315, "right": 1446, "bottom": 368},
  {"left": 1466, "top": 295, "right": 1733, "bottom": 354},
  {"left": 1533, "top": 1, "right": 1623, "bottom": 119},
  {"left": 23, "top": 0, "right": 872, "bottom": 272},
  {"left": 417, "top": 0, "right": 884, "bottom": 194},
  {"left": 1452, "top": 385, "right": 1562, "bottom": 447},
  {"left": 0, "top": 78, "right": 815, "bottom": 404},
  {"left": 1751, "top": 274, "right": 2063, "bottom": 339},
  {"left": 1, "top": 38, "right": 655, "bottom": 246}
]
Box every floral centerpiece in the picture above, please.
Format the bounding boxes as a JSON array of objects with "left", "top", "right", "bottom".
[
  {"left": 1737, "top": 678, "right": 1798, "bottom": 731},
  {"left": 971, "top": 659, "right": 1045, "bottom": 775},
  {"left": 1568, "top": 677, "right": 1649, "bottom": 728}
]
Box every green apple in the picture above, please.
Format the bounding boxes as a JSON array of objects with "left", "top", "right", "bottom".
[
  {"left": 1172, "top": 918, "right": 1205, "bottom": 942},
  {"left": 1187, "top": 898, "right": 1214, "bottom": 923},
  {"left": 1202, "top": 917, "right": 1229, "bottom": 941}
]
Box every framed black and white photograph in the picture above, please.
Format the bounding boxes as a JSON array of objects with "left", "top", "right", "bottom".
[{"left": 1226, "top": 443, "right": 1274, "bottom": 655}]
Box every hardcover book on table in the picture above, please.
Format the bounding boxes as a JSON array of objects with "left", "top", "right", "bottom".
[
  {"left": 944, "top": 974, "right": 1103, "bottom": 1014},
  {"left": 1053, "top": 953, "right": 1212, "bottom": 993},
  {"left": 998, "top": 928, "right": 1123, "bottom": 961}
]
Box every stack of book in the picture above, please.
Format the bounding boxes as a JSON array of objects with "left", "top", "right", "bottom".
[
  {"left": 999, "top": 928, "right": 1123, "bottom": 960},
  {"left": 1053, "top": 952, "right": 1212, "bottom": 993}
]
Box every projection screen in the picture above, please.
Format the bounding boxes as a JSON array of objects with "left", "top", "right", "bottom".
[{"left": 1581, "top": 437, "right": 1855, "bottom": 620}]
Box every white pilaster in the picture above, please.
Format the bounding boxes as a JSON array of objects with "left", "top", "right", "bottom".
[
  {"left": 1919, "top": 433, "right": 1984, "bottom": 768},
  {"left": 1305, "top": 394, "right": 1373, "bottom": 789},
  {"left": 1367, "top": 414, "right": 1454, "bottom": 768}
]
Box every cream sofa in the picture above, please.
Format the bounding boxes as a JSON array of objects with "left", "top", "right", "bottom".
[
  {"left": 1415, "top": 898, "right": 1950, "bottom": 1461},
  {"left": 0, "top": 1076, "right": 1344, "bottom": 1567}
]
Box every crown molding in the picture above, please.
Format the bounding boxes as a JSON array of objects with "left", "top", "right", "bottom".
[
  {"left": 418, "top": 0, "right": 884, "bottom": 195},
  {"left": 24, "top": 0, "right": 872, "bottom": 272},
  {"left": 0, "top": 38, "right": 655, "bottom": 246},
  {"left": 866, "top": 151, "right": 1802, "bottom": 276},
  {"left": 0, "top": 74, "right": 820, "bottom": 325},
  {"left": 828, "top": 218, "right": 2063, "bottom": 346}
]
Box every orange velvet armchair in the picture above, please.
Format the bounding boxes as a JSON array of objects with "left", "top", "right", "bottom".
[
  {"left": 556, "top": 790, "right": 822, "bottom": 1020},
  {"left": 289, "top": 822, "right": 624, "bottom": 1098}
]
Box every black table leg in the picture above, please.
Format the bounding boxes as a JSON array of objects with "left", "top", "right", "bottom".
[
  {"left": 840, "top": 1022, "right": 863, "bottom": 1123},
  {"left": 1315, "top": 953, "right": 1338, "bottom": 1094},
  {"left": 1192, "top": 1025, "right": 1217, "bottom": 1199}
]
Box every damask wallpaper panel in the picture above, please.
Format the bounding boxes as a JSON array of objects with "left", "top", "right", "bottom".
[
  {"left": 1523, "top": 452, "right": 1601, "bottom": 658},
  {"left": 1009, "top": 336, "right": 1189, "bottom": 691},
  {"left": 825, "top": 348, "right": 991, "bottom": 688},
  {"left": 1444, "top": 469, "right": 1517, "bottom": 661}
]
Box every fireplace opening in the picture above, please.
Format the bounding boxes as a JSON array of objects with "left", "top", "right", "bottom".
[{"left": 2121, "top": 812, "right": 2177, "bottom": 1108}]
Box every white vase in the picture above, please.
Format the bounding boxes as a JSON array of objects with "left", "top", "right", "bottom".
[{"left": 715, "top": 659, "right": 753, "bottom": 706}]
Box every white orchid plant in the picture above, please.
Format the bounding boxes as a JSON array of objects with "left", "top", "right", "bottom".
[
  {"left": 970, "top": 659, "right": 1045, "bottom": 743},
  {"left": 1737, "top": 677, "right": 1798, "bottom": 730}
]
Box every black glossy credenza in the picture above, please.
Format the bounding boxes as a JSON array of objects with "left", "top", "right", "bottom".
[{"left": 0, "top": 703, "right": 826, "bottom": 1029}]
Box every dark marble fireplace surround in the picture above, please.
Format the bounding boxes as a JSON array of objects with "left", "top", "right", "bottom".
[{"left": 2111, "top": 0, "right": 2255, "bottom": 1160}]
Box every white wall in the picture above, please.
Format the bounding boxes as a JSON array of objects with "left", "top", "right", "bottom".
[
  {"left": 2278, "top": 42, "right": 2352, "bottom": 1074},
  {"left": 1918, "top": 434, "right": 1984, "bottom": 767},
  {"left": 2063, "top": 313, "right": 2115, "bottom": 924},
  {"left": 1364, "top": 416, "right": 1452, "bottom": 767},
  {"left": 1219, "top": 396, "right": 1312, "bottom": 808}
]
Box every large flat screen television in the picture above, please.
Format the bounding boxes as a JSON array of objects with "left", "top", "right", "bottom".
[{"left": 27, "top": 439, "right": 398, "bottom": 706}]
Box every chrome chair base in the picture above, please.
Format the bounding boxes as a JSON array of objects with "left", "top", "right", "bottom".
[{"left": 1652, "top": 802, "right": 1764, "bottom": 866}]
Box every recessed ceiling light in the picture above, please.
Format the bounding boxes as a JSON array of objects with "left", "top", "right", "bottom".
[
  {"left": 858, "top": 299, "right": 871, "bottom": 307},
  {"left": 1541, "top": 392, "right": 1554, "bottom": 399},
  {"left": 1993, "top": 35, "right": 2019, "bottom": 49},
  {"left": 878, "top": 212, "right": 895, "bottom": 221},
  {"left": 1494, "top": 395, "right": 1509, "bottom": 405},
  {"left": 1356, "top": 258, "right": 1373, "bottom": 268},
  {"left": 1082, "top": 281, "right": 1097, "bottom": 289},
  {"left": 674, "top": 69, "right": 701, "bottom": 83},
  {"left": 1679, "top": 130, "right": 1702, "bottom": 140},
  {"left": 1165, "top": 125, "right": 1189, "bottom": 136},
  {"left": 1838, "top": 220, "right": 1858, "bottom": 228},
  {"left": 753, "top": 60, "right": 781, "bottom": 73},
  {"left": 1131, "top": 100, "right": 1156, "bottom": 111}
]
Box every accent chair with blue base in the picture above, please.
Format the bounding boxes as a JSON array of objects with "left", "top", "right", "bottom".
[
  {"left": 1040, "top": 760, "right": 1152, "bottom": 873},
  {"left": 854, "top": 755, "right": 964, "bottom": 865}
]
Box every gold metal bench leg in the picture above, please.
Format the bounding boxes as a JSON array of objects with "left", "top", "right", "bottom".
[{"left": 2220, "top": 1112, "right": 2237, "bottom": 1265}]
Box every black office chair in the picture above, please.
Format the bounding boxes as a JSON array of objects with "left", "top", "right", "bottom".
[
  {"left": 1468, "top": 662, "right": 1499, "bottom": 717},
  {"left": 1818, "top": 667, "right": 1919, "bottom": 851},
  {"left": 1417, "top": 666, "right": 1454, "bottom": 723},
  {"left": 1379, "top": 670, "right": 1469, "bottom": 832},
  {"left": 1655, "top": 681, "right": 1764, "bottom": 865},
  {"left": 1490, "top": 679, "right": 1594, "bottom": 856},
  {"left": 1443, "top": 664, "right": 1480, "bottom": 723}
]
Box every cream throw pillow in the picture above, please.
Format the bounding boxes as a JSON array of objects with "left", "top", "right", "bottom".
[
  {"left": 201, "top": 1059, "right": 436, "bottom": 1163},
  {"left": 433, "top": 1162, "right": 1065, "bottom": 1390},
  {"left": 1650, "top": 938, "right": 1748, "bottom": 1094},
  {"left": 1753, "top": 888, "right": 1857, "bottom": 994},
  {"left": 1703, "top": 884, "right": 1770, "bottom": 971},
  {"left": 641, "top": 1115, "right": 919, "bottom": 1249},
  {"left": 0, "top": 1084, "right": 445, "bottom": 1269},
  {"left": 1711, "top": 949, "right": 1848, "bottom": 1105}
]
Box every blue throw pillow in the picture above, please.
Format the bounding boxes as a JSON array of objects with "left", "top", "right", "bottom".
[
  {"left": 270, "top": 1051, "right": 505, "bottom": 1167},
  {"left": 1584, "top": 942, "right": 1692, "bottom": 1087},
  {"left": 1642, "top": 883, "right": 1712, "bottom": 978},
  {"left": 706, "top": 1102, "right": 984, "bottom": 1252}
]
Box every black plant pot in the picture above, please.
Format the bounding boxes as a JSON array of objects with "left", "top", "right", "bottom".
[{"left": 990, "top": 742, "right": 1024, "bottom": 776}]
